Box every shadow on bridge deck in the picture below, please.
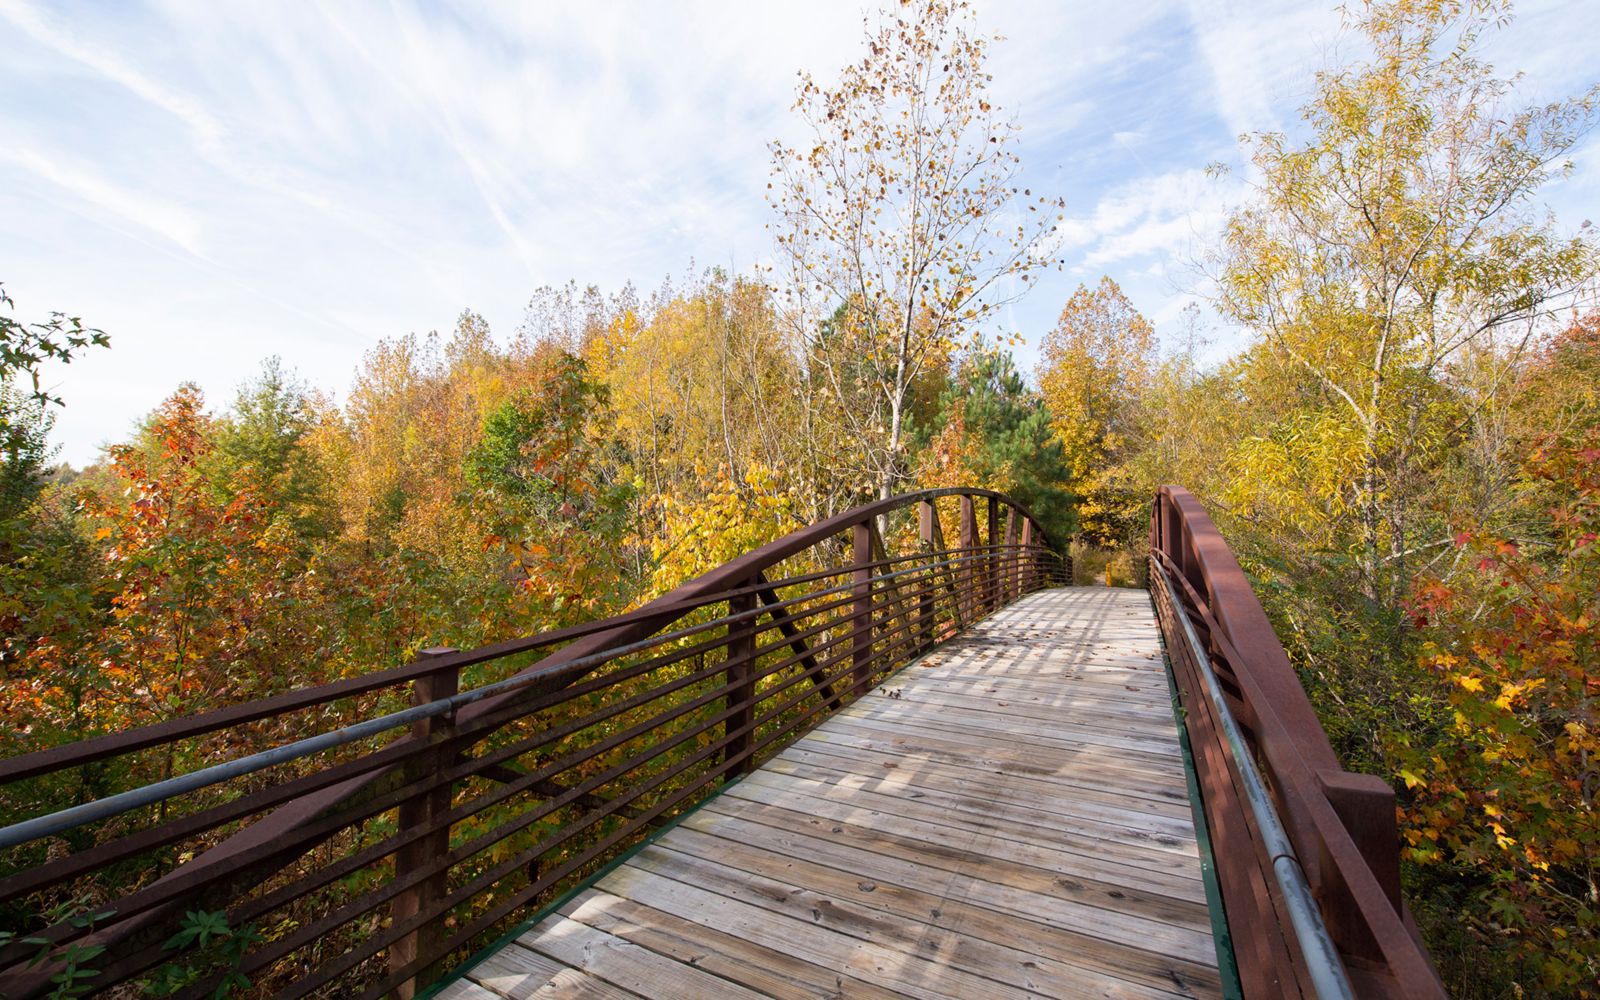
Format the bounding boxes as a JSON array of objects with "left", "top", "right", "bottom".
[{"left": 438, "top": 586, "right": 1223, "bottom": 1000}]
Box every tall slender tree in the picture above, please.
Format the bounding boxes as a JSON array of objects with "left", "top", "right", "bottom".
[
  {"left": 768, "top": 0, "right": 1062, "bottom": 502},
  {"left": 1213, "top": 0, "right": 1599, "bottom": 602}
]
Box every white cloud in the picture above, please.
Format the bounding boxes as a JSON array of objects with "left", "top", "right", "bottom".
[
  {"left": 1180, "top": 0, "right": 1339, "bottom": 143},
  {"left": 0, "top": 144, "right": 206, "bottom": 255},
  {"left": 0, "top": 0, "right": 225, "bottom": 146},
  {"left": 1, "top": 0, "right": 1594, "bottom": 463}
]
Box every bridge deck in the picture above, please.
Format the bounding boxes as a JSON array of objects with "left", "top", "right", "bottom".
[{"left": 440, "top": 587, "right": 1222, "bottom": 1000}]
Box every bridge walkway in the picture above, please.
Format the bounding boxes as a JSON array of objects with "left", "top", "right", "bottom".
[{"left": 437, "top": 587, "right": 1222, "bottom": 1000}]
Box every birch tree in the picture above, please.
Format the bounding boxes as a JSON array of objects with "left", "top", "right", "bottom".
[
  {"left": 1215, "top": 0, "right": 1598, "bottom": 602},
  {"left": 768, "top": 0, "right": 1062, "bottom": 501}
]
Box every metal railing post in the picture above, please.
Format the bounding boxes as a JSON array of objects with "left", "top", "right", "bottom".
[
  {"left": 986, "top": 496, "right": 1000, "bottom": 614},
  {"left": 1020, "top": 517, "right": 1035, "bottom": 593},
  {"left": 1003, "top": 508, "right": 1018, "bottom": 603},
  {"left": 917, "top": 500, "right": 937, "bottom": 651},
  {"left": 851, "top": 521, "right": 873, "bottom": 696},
  {"left": 958, "top": 496, "right": 977, "bottom": 623},
  {"left": 390, "top": 646, "right": 459, "bottom": 1000},
  {"left": 724, "top": 588, "right": 759, "bottom": 776},
  {"left": 1318, "top": 770, "right": 1405, "bottom": 957}
]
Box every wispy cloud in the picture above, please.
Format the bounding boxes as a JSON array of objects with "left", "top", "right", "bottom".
[
  {"left": 0, "top": 0, "right": 225, "bottom": 145},
  {"left": 1, "top": 143, "right": 207, "bottom": 254},
  {"left": 1, "top": 0, "right": 1595, "bottom": 463}
]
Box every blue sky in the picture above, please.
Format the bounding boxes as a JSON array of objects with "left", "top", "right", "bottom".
[{"left": 3, "top": 0, "right": 1596, "bottom": 465}]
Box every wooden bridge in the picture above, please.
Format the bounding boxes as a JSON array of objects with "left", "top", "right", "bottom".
[{"left": 0, "top": 488, "right": 1444, "bottom": 999}]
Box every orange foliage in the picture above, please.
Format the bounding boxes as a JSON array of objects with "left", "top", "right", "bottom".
[{"left": 1403, "top": 432, "right": 1600, "bottom": 994}]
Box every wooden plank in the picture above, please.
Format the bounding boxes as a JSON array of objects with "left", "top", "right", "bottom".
[
  {"left": 909, "top": 657, "right": 1168, "bottom": 681},
  {"left": 726, "top": 765, "right": 1200, "bottom": 860},
  {"left": 716, "top": 775, "right": 1203, "bottom": 892},
  {"left": 518, "top": 916, "right": 771, "bottom": 1000},
  {"left": 600, "top": 862, "right": 1184, "bottom": 1000},
  {"left": 805, "top": 716, "right": 1193, "bottom": 806},
  {"left": 436, "top": 980, "right": 507, "bottom": 1000},
  {"left": 467, "top": 943, "right": 644, "bottom": 1000},
  {"left": 880, "top": 677, "right": 1177, "bottom": 720},
  {"left": 831, "top": 704, "right": 1187, "bottom": 772},
  {"left": 819, "top": 720, "right": 1185, "bottom": 791},
  {"left": 654, "top": 821, "right": 1220, "bottom": 986},
  {"left": 599, "top": 863, "right": 1042, "bottom": 1000},
  {"left": 558, "top": 890, "right": 912, "bottom": 1000},
  {"left": 821, "top": 712, "right": 1191, "bottom": 789},
  {"left": 622, "top": 843, "right": 1206, "bottom": 999},
  {"left": 780, "top": 729, "right": 1196, "bottom": 816},
  {"left": 759, "top": 752, "right": 1199, "bottom": 843},
  {"left": 682, "top": 798, "right": 1207, "bottom": 921},
  {"left": 861, "top": 685, "right": 1181, "bottom": 730},
  {"left": 845, "top": 698, "right": 1185, "bottom": 761},
  {"left": 696, "top": 784, "right": 1207, "bottom": 904}
]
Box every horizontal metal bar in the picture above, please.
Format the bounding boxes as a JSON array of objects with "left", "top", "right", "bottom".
[
  {"left": 0, "top": 564, "right": 985, "bottom": 950},
  {"left": 0, "top": 539, "right": 1048, "bottom": 997},
  {"left": 0, "top": 548, "right": 1020, "bottom": 850}
]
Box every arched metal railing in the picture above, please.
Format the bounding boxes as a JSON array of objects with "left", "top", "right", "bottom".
[
  {"left": 0, "top": 488, "right": 1063, "bottom": 999},
  {"left": 1149, "top": 485, "right": 1444, "bottom": 999}
]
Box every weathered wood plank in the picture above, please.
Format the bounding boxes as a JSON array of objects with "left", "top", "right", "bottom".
[
  {"left": 695, "top": 786, "right": 1208, "bottom": 904},
  {"left": 467, "top": 942, "right": 643, "bottom": 1000},
  {"left": 517, "top": 916, "right": 771, "bottom": 999},
  {"left": 804, "top": 717, "right": 1193, "bottom": 806},
  {"left": 821, "top": 712, "right": 1192, "bottom": 789},
  {"left": 757, "top": 753, "right": 1199, "bottom": 844},
  {"left": 685, "top": 791, "right": 1207, "bottom": 917},
  {"left": 651, "top": 823, "right": 1222, "bottom": 991},
  {"left": 599, "top": 863, "right": 1037, "bottom": 999},
  {"left": 776, "top": 731, "right": 1194, "bottom": 816},
  {"left": 557, "top": 890, "right": 912, "bottom": 1000},
  {"left": 844, "top": 698, "right": 1185, "bottom": 761},
  {"left": 724, "top": 768, "right": 1200, "bottom": 862},
  {"left": 620, "top": 846, "right": 1199, "bottom": 999},
  {"left": 435, "top": 979, "right": 508, "bottom": 1000}
]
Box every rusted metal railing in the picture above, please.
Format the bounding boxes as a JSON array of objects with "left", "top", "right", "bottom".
[
  {"left": 1149, "top": 485, "right": 1444, "bottom": 999},
  {"left": 0, "top": 488, "right": 1063, "bottom": 999}
]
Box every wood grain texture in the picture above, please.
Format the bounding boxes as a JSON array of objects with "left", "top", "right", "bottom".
[{"left": 453, "top": 587, "right": 1222, "bottom": 999}]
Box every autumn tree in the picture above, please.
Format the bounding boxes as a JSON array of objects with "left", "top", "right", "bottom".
[
  {"left": 768, "top": 0, "right": 1062, "bottom": 502},
  {"left": 0, "top": 282, "right": 108, "bottom": 415},
  {"left": 584, "top": 272, "right": 799, "bottom": 511},
  {"left": 1405, "top": 431, "right": 1600, "bottom": 994},
  {"left": 1510, "top": 312, "right": 1600, "bottom": 447},
  {"left": 1214, "top": 0, "right": 1599, "bottom": 603},
  {"left": 0, "top": 284, "right": 107, "bottom": 697},
  {"left": 9, "top": 387, "right": 322, "bottom": 751},
  {"left": 213, "top": 357, "right": 335, "bottom": 547},
  {"left": 1037, "top": 277, "right": 1158, "bottom": 544},
  {"left": 917, "top": 346, "right": 1072, "bottom": 541},
  {"left": 465, "top": 352, "right": 635, "bottom": 619}
]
